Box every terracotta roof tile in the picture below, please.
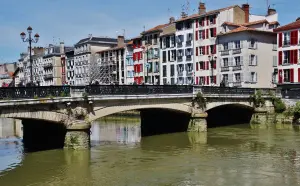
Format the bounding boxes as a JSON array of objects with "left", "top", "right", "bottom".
[
  {"left": 176, "top": 5, "right": 239, "bottom": 22},
  {"left": 269, "top": 21, "right": 280, "bottom": 25},
  {"left": 218, "top": 26, "right": 275, "bottom": 36},
  {"left": 274, "top": 20, "right": 300, "bottom": 32},
  {"left": 242, "top": 19, "right": 269, "bottom": 26},
  {"left": 222, "top": 22, "right": 241, "bottom": 27},
  {"left": 142, "top": 24, "right": 170, "bottom": 34}
]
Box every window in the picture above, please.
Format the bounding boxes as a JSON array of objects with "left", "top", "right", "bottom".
[
  {"left": 199, "top": 47, "right": 204, "bottom": 55},
  {"left": 249, "top": 55, "right": 257, "bottom": 66},
  {"left": 200, "top": 61, "right": 205, "bottom": 70},
  {"left": 210, "top": 28, "right": 214, "bottom": 38},
  {"left": 177, "top": 49, "right": 184, "bottom": 57},
  {"left": 163, "top": 51, "right": 167, "bottom": 62},
  {"left": 250, "top": 72, "right": 257, "bottom": 82},
  {"left": 199, "top": 30, "right": 204, "bottom": 40},
  {"left": 187, "top": 33, "right": 193, "bottom": 41},
  {"left": 283, "top": 32, "right": 290, "bottom": 46},
  {"left": 171, "top": 65, "right": 175, "bottom": 76},
  {"left": 176, "top": 23, "right": 183, "bottom": 31},
  {"left": 234, "top": 41, "right": 240, "bottom": 49},
  {"left": 223, "top": 58, "right": 229, "bottom": 67},
  {"left": 177, "top": 35, "right": 184, "bottom": 43},
  {"left": 170, "top": 50, "right": 176, "bottom": 61},
  {"left": 163, "top": 66, "right": 167, "bottom": 77},
  {"left": 283, "top": 51, "right": 290, "bottom": 64},
  {"left": 209, "top": 16, "right": 215, "bottom": 24},
  {"left": 222, "top": 74, "right": 228, "bottom": 83},
  {"left": 166, "top": 37, "right": 170, "bottom": 48},
  {"left": 154, "top": 34, "right": 158, "bottom": 45},
  {"left": 171, "top": 36, "right": 175, "bottom": 47},
  {"left": 235, "top": 73, "right": 241, "bottom": 82},
  {"left": 223, "top": 26, "right": 227, "bottom": 33},
  {"left": 235, "top": 56, "right": 241, "bottom": 66},
  {"left": 249, "top": 39, "right": 256, "bottom": 48},
  {"left": 162, "top": 37, "right": 166, "bottom": 48},
  {"left": 186, "top": 63, "right": 193, "bottom": 72},
  {"left": 210, "top": 45, "right": 214, "bottom": 54},
  {"left": 223, "top": 42, "right": 228, "bottom": 50},
  {"left": 186, "top": 21, "right": 192, "bottom": 29},
  {"left": 185, "top": 48, "right": 193, "bottom": 56},
  {"left": 284, "top": 69, "right": 290, "bottom": 82}
]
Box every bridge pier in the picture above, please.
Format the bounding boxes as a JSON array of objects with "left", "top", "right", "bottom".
[
  {"left": 64, "top": 122, "right": 91, "bottom": 149},
  {"left": 188, "top": 112, "right": 207, "bottom": 132}
]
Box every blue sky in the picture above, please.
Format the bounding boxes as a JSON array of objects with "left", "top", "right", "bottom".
[{"left": 0, "top": 0, "right": 297, "bottom": 62}]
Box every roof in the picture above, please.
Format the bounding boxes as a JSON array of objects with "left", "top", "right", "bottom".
[
  {"left": 274, "top": 19, "right": 300, "bottom": 32},
  {"left": 218, "top": 26, "right": 276, "bottom": 36},
  {"left": 127, "top": 40, "right": 133, "bottom": 45},
  {"left": 131, "top": 35, "right": 142, "bottom": 40},
  {"left": 97, "top": 46, "right": 125, "bottom": 53},
  {"left": 160, "top": 24, "right": 176, "bottom": 37},
  {"left": 269, "top": 21, "right": 280, "bottom": 25},
  {"left": 142, "top": 23, "right": 170, "bottom": 34},
  {"left": 75, "top": 37, "right": 118, "bottom": 45},
  {"left": 176, "top": 5, "right": 239, "bottom": 22},
  {"left": 242, "top": 19, "right": 269, "bottom": 26},
  {"left": 222, "top": 22, "right": 241, "bottom": 27}
]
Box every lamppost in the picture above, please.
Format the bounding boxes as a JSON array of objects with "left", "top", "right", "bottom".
[
  {"left": 208, "top": 55, "right": 217, "bottom": 87},
  {"left": 20, "top": 26, "right": 40, "bottom": 84}
]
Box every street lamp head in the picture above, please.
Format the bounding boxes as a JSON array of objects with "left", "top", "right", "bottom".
[
  {"left": 34, "top": 33, "right": 40, "bottom": 42},
  {"left": 20, "top": 32, "right": 26, "bottom": 40},
  {"left": 208, "top": 55, "right": 211, "bottom": 60},
  {"left": 214, "top": 56, "right": 217, "bottom": 60},
  {"left": 27, "top": 26, "right": 33, "bottom": 34}
]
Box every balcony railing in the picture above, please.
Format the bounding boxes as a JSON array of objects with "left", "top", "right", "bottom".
[
  {"left": 220, "top": 50, "right": 230, "bottom": 56},
  {"left": 221, "top": 66, "right": 230, "bottom": 72},
  {"left": 232, "top": 81, "right": 242, "bottom": 87},
  {"left": 186, "top": 55, "right": 192, "bottom": 61},
  {"left": 232, "top": 48, "right": 241, "bottom": 54},
  {"left": 232, "top": 65, "right": 242, "bottom": 71},
  {"left": 186, "top": 40, "right": 192, "bottom": 46},
  {"left": 177, "top": 71, "right": 184, "bottom": 76},
  {"left": 177, "top": 56, "right": 183, "bottom": 62}
]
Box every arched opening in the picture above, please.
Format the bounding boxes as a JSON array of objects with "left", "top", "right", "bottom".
[
  {"left": 207, "top": 104, "right": 254, "bottom": 128},
  {"left": 92, "top": 107, "right": 191, "bottom": 137}
]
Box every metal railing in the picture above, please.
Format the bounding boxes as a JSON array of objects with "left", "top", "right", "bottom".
[{"left": 0, "top": 85, "right": 280, "bottom": 100}]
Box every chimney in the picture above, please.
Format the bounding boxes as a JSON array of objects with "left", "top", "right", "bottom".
[
  {"left": 181, "top": 12, "right": 187, "bottom": 18},
  {"left": 60, "top": 42, "right": 65, "bottom": 54},
  {"left": 242, "top": 4, "right": 250, "bottom": 23},
  {"left": 267, "top": 8, "right": 276, "bottom": 16},
  {"left": 169, "top": 17, "right": 175, "bottom": 23},
  {"left": 117, "top": 35, "right": 125, "bottom": 47},
  {"left": 198, "top": 2, "right": 206, "bottom": 14}
]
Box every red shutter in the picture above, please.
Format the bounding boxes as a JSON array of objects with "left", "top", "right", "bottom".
[
  {"left": 195, "top": 31, "right": 198, "bottom": 40},
  {"left": 196, "top": 20, "right": 199, "bottom": 28},
  {"left": 295, "top": 50, "right": 299, "bottom": 64},
  {"left": 298, "top": 68, "right": 300, "bottom": 83},
  {"left": 206, "top": 46, "right": 209, "bottom": 55},
  {"left": 203, "top": 46, "right": 206, "bottom": 55},
  {"left": 196, "top": 62, "right": 199, "bottom": 71},
  {"left": 206, "top": 61, "right": 209, "bottom": 70},
  {"left": 213, "top": 61, "right": 216, "bottom": 69},
  {"left": 213, "top": 76, "right": 217, "bottom": 84},
  {"left": 196, "top": 47, "right": 198, "bottom": 56},
  {"left": 203, "top": 30, "right": 205, "bottom": 39},
  {"left": 296, "top": 31, "right": 299, "bottom": 45},
  {"left": 290, "top": 50, "right": 294, "bottom": 64},
  {"left": 203, "top": 76, "right": 206, "bottom": 85},
  {"left": 278, "top": 33, "right": 283, "bottom": 47},
  {"left": 133, "top": 53, "right": 136, "bottom": 61},
  {"left": 206, "top": 76, "right": 210, "bottom": 85},
  {"left": 291, "top": 68, "right": 294, "bottom": 83},
  {"left": 213, "top": 17, "right": 216, "bottom": 24},
  {"left": 213, "top": 45, "right": 216, "bottom": 54},
  {"left": 202, "top": 19, "right": 205, "bottom": 26},
  {"left": 206, "top": 17, "right": 209, "bottom": 26},
  {"left": 206, "top": 29, "right": 209, "bottom": 39},
  {"left": 278, "top": 51, "right": 282, "bottom": 65},
  {"left": 279, "top": 69, "right": 283, "bottom": 84},
  {"left": 213, "top": 28, "right": 217, "bottom": 37},
  {"left": 196, "top": 77, "right": 199, "bottom": 85},
  {"left": 141, "top": 52, "right": 143, "bottom": 59}
]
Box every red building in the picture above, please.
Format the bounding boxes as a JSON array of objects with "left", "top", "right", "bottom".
[
  {"left": 274, "top": 18, "right": 300, "bottom": 84},
  {"left": 132, "top": 36, "right": 144, "bottom": 84}
]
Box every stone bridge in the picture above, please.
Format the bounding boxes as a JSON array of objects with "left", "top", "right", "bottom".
[{"left": 0, "top": 85, "right": 277, "bottom": 150}]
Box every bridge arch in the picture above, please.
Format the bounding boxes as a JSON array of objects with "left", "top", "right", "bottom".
[{"left": 88, "top": 103, "right": 193, "bottom": 122}]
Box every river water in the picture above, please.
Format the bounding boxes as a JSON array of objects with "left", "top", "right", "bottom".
[{"left": 1, "top": 117, "right": 300, "bottom": 186}]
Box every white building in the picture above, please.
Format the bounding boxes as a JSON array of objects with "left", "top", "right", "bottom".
[
  {"left": 124, "top": 41, "right": 134, "bottom": 84},
  {"left": 65, "top": 50, "right": 75, "bottom": 85},
  {"left": 160, "top": 19, "right": 177, "bottom": 85},
  {"left": 72, "top": 35, "right": 121, "bottom": 85}
]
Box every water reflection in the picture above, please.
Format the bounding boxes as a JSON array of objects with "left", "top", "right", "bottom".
[
  {"left": 91, "top": 119, "right": 141, "bottom": 146},
  {"left": 1, "top": 118, "right": 300, "bottom": 185}
]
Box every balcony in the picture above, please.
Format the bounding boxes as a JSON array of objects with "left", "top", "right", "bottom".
[
  {"left": 177, "top": 56, "right": 183, "bottom": 62},
  {"left": 177, "top": 71, "right": 184, "bottom": 76},
  {"left": 177, "top": 42, "right": 183, "bottom": 48},
  {"left": 43, "top": 74, "right": 53, "bottom": 80},
  {"left": 233, "top": 81, "right": 242, "bottom": 87},
  {"left": 186, "top": 40, "right": 192, "bottom": 47},
  {"left": 220, "top": 50, "right": 230, "bottom": 56},
  {"left": 232, "top": 48, "right": 241, "bottom": 54},
  {"left": 232, "top": 65, "right": 242, "bottom": 71},
  {"left": 186, "top": 55, "right": 192, "bottom": 61},
  {"left": 221, "top": 66, "right": 229, "bottom": 72},
  {"left": 44, "top": 63, "right": 53, "bottom": 68}
]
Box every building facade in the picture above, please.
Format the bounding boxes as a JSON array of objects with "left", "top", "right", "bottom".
[
  {"left": 65, "top": 50, "right": 75, "bottom": 85},
  {"left": 274, "top": 18, "right": 300, "bottom": 84},
  {"left": 160, "top": 19, "right": 177, "bottom": 85},
  {"left": 132, "top": 36, "right": 144, "bottom": 84},
  {"left": 0, "top": 62, "right": 17, "bottom": 87},
  {"left": 125, "top": 41, "right": 134, "bottom": 84}
]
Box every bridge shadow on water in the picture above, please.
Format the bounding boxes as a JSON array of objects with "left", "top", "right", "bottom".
[{"left": 206, "top": 104, "right": 254, "bottom": 128}]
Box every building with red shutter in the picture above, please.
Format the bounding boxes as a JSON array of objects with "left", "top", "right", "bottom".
[
  {"left": 132, "top": 36, "right": 144, "bottom": 84},
  {"left": 274, "top": 18, "right": 300, "bottom": 85}
]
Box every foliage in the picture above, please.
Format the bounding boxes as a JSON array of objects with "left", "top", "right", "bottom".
[
  {"left": 60, "top": 91, "right": 67, "bottom": 97},
  {"left": 33, "top": 95, "right": 38, "bottom": 99},
  {"left": 46, "top": 94, "right": 54, "bottom": 99},
  {"left": 268, "top": 91, "right": 286, "bottom": 113},
  {"left": 192, "top": 92, "right": 206, "bottom": 110},
  {"left": 249, "top": 90, "right": 265, "bottom": 108},
  {"left": 293, "top": 102, "right": 300, "bottom": 119},
  {"left": 283, "top": 106, "right": 294, "bottom": 118},
  {"left": 82, "top": 92, "right": 89, "bottom": 102}
]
